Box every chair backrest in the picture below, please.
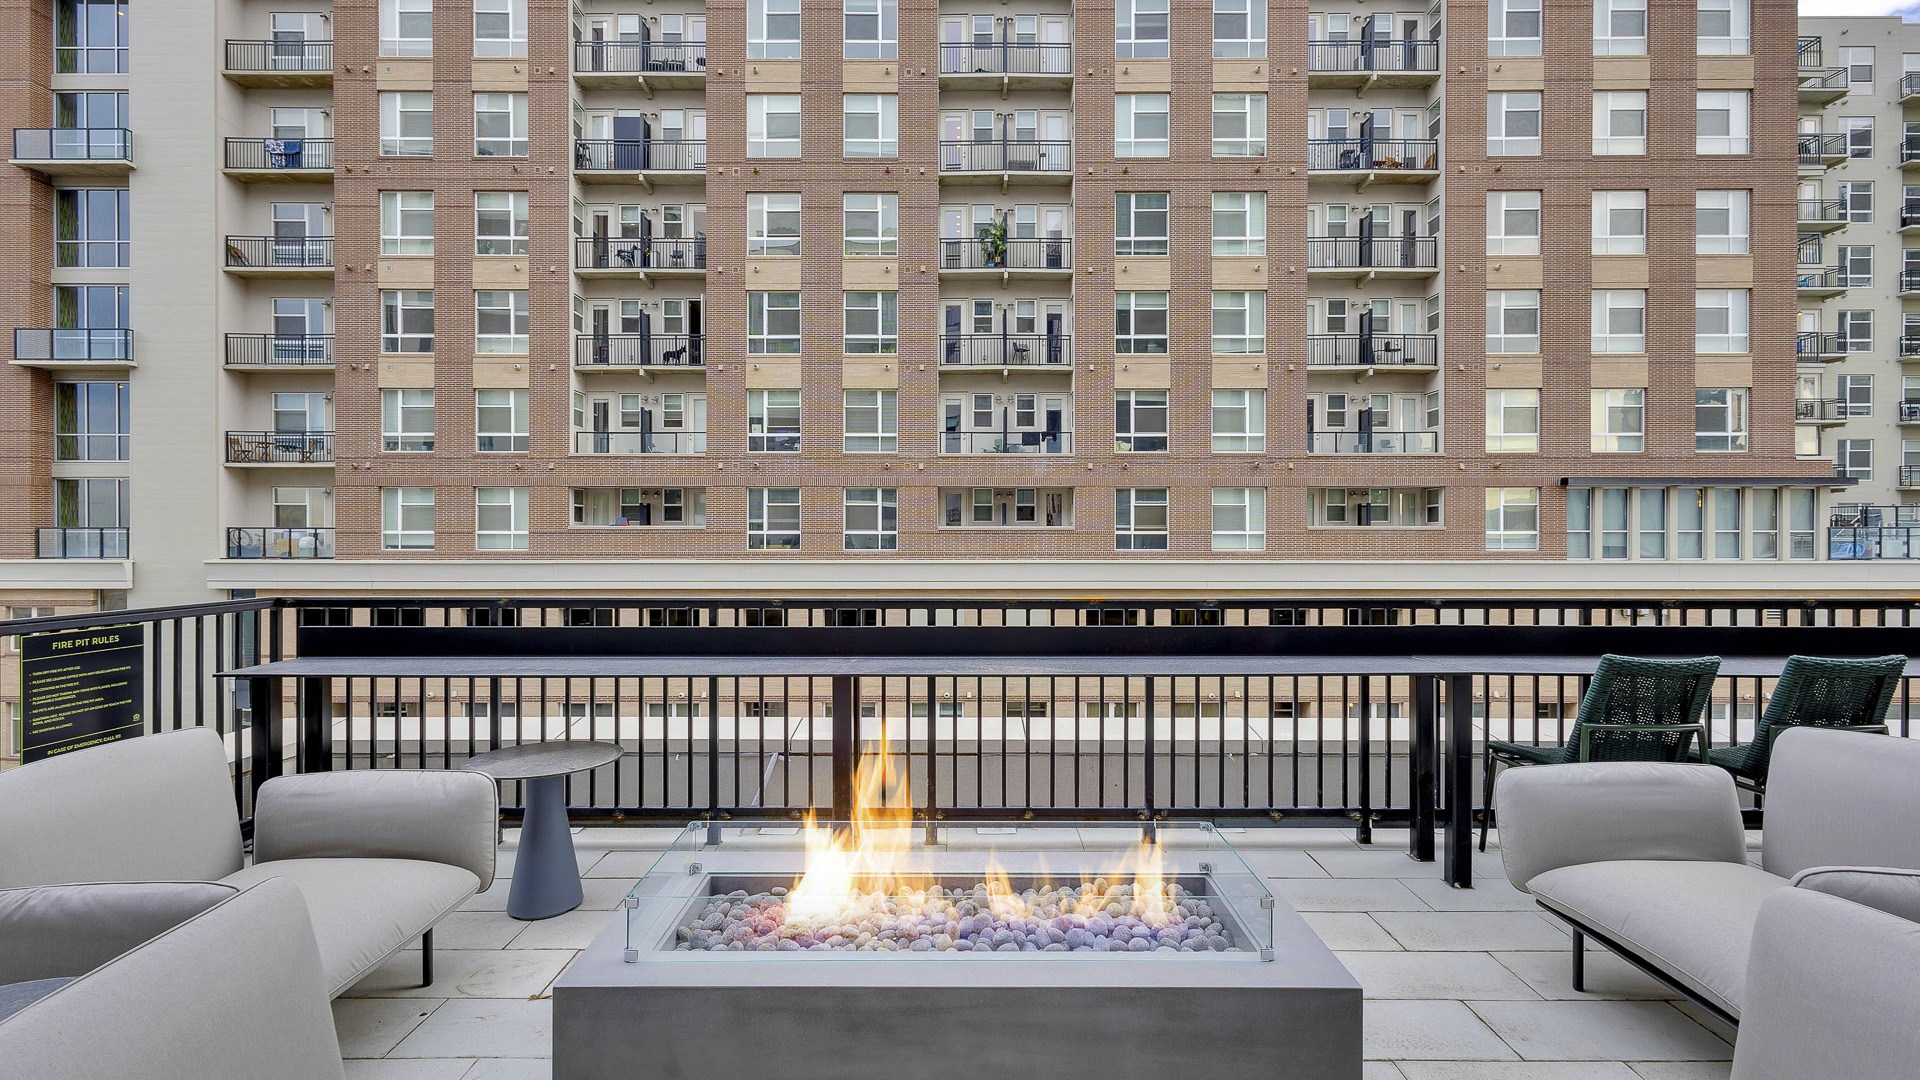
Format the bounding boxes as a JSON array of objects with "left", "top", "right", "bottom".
[
  {"left": 1764, "top": 727, "right": 1920, "bottom": 878},
  {"left": 1744, "top": 654, "right": 1907, "bottom": 777},
  {"left": 1566, "top": 654, "right": 1722, "bottom": 762},
  {"left": 0, "top": 728, "right": 243, "bottom": 889}
]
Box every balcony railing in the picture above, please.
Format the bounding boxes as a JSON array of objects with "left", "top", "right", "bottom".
[
  {"left": 1307, "top": 236, "right": 1437, "bottom": 270},
  {"left": 224, "top": 39, "right": 334, "bottom": 72},
  {"left": 1903, "top": 202, "right": 1920, "bottom": 229},
  {"left": 1903, "top": 466, "right": 1920, "bottom": 490},
  {"left": 573, "top": 334, "right": 705, "bottom": 368},
  {"left": 1797, "top": 199, "right": 1848, "bottom": 225},
  {"left": 1906, "top": 140, "right": 1920, "bottom": 165},
  {"left": 14, "top": 328, "right": 132, "bottom": 362},
  {"left": 225, "top": 334, "right": 333, "bottom": 367},
  {"left": 1798, "top": 132, "right": 1848, "bottom": 164},
  {"left": 574, "top": 139, "right": 705, "bottom": 172},
  {"left": 1901, "top": 401, "right": 1920, "bottom": 423},
  {"left": 36, "top": 526, "right": 128, "bottom": 559},
  {"left": 224, "top": 137, "right": 334, "bottom": 171},
  {"left": 573, "top": 39, "right": 706, "bottom": 74},
  {"left": 1800, "top": 66, "right": 1849, "bottom": 93},
  {"left": 939, "top": 237, "right": 1072, "bottom": 271},
  {"left": 1903, "top": 73, "right": 1920, "bottom": 99},
  {"left": 938, "top": 140, "right": 1072, "bottom": 173},
  {"left": 1831, "top": 527, "right": 1920, "bottom": 560},
  {"left": 1796, "top": 266, "right": 1845, "bottom": 291},
  {"left": 1306, "top": 334, "right": 1437, "bottom": 367},
  {"left": 1308, "top": 139, "right": 1438, "bottom": 172},
  {"left": 226, "top": 527, "right": 334, "bottom": 560},
  {"left": 1796, "top": 332, "right": 1845, "bottom": 358},
  {"left": 12, "top": 127, "right": 132, "bottom": 162},
  {"left": 1796, "top": 399, "right": 1848, "bottom": 423},
  {"left": 1903, "top": 270, "right": 1920, "bottom": 293},
  {"left": 1308, "top": 431, "right": 1440, "bottom": 454},
  {"left": 938, "top": 42, "right": 1073, "bottom": 76},
  {"left": 225, "top": 235, "right": 333, "bottom": 269},
  {"left": 573, "top": 235, "right": 707, "bottom": 271},
  {"left": 1799, "top": 35, "right": 1826, "bottom": 68},
  {"left": 941, "top": 430, "right": 1073, "bottom": 454},
  {"left": 939, "top": 333, "right": 1070, "bottom": 367},
  {"left": 1306, "top": 38, "right": 1439, "bottom": 74},
  {"left": 572, "top": 430, "right": 706, "bottom": 455},
  {"left": 1904, "top": 337, "right": 1920, "bottom": 359},
  {"left": 226, "top": 431, "right": 335, "bottom": 464}
]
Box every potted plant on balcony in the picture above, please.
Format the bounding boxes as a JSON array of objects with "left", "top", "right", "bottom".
[{"left": 977, "top": 217, "right": 1009, "bottom": 269}]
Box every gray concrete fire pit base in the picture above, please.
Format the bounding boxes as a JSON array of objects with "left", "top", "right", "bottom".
[{"left": 553, "top": 900, "right": 1362, "bottom": 1080}]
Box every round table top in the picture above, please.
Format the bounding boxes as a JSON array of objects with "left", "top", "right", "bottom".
[{"left": 461, "top": 741, "right": 623, "bottom": 780}]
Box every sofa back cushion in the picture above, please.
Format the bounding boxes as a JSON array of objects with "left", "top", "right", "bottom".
[
  {"left": 0, "top": 882, "right": 239, "bottom": 984},
  {"left": 1764, "top": 729, "right": 1920, "bottom": 879},
  {"left": 0, "top": 729, "right": 243, "bottom": 889}
]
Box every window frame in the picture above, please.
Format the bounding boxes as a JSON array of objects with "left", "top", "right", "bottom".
[
  {"left": 475, "top": 486, "right": 529, "bottom": 551},
  {"left": 1594, "top": 0, "right": 1648, "bottom": 56},
  {"left": 1115, "top": 94, "right": 1171, "bottom": 158},
  {"left": 475, "top": 388, "right": 530, "bottom": 453},
  {"left": 844, "top": 390, "right": 898, "bottom": 453},
  {"left": 748, "top": 0, "right": 802, "bottom": 60},
  {"left": 748, "top": 95, "right": 803, "bottom": 158},
  {"left": 1592, "top": 190, "right": 1647, "bottom": 255},
  {"left": 747, "top": 487, "right": 803, "bottom": 550},
  {"left": 1213, "top": 0, "right": 1266, "bottom": 59},
  {"left": 1590, "top": 388, "right": 1646, "bottom": 453},
  {"left": 1211, "top": 487, "right": 1266, "bottom": 551},
  {"left": 1211, "top": 388, "right": 1266, "bottom": 453},
  {"left": 844, "top": 193, "right": 898, "bottom": 256},
  {"left": 1211, "top": 93, "right": 1267, "bottom": 157},
  {"left": 1210, "top": 290, "right": 1266, "bottom": 354},
  {"left": 1486, "top": 290, "right": 1541, "bottom": 354},
  {"left": 1115, "top": 390, "right": 1170, "bottom": 453},
  {"left": 747, "top": 192, "right": 803, "bottom": 257},
  {"left": 1485, "top": 389, "right": 1540, "bottom": 453},
  {"left": 1590, "top": 289, "right": 1647, "bottom": 354},
  {"left": 1695, "top": 190, "right": 1750, "bottom": 254},
  {"left": 381, "top": 388, "right": 435, "bottom": 453},
  {"left": 746, "top": 291, "right": 802, "bottom": 354},
  {"left": 1115, "top": 488, "right": 1170, "bottom": 550},
  {"left": 1592, "top": 91, "right": 1648, "bottom": 155},
  {"left": 1695, "top": 289, "right": 1750, "bottom": 353},
  {"left": 1485, "top": 487, "right": 1540, "bottom": 551},
  {"left": 1212, "top": 192, "right": 1266, "bottom": 255},
  {"left": 842, "top": 488, "right": 899, "bottom": 551},
  {"left": 843, "top": 0, "right": 898, "bottom": 60},
  {"left": 1696, "top": 91, "right": 1750, "bottom": 155},
  {"left": 842, "top": 94, "right": 898, "bottom": 158},
  {"left": 1487, "top": 191, "right": 1541, "bottom": 255},
  {"left": 1696, "top": 0, "right": 1750, "bottom": 55},
  {"left": 52, "top": 380, "right": 130, "bottom": 461},
  {"left": 1115, "top": 291, "right": 1170, "bottom": 354},
  {"left": 474, "top": 289, "right": 529, "bottom": 354},
  {"left": 380, "top": 289, "right": 434, "bottom": 354},
  {"left": 380, "top": 0, "right": 433, "bottom": 58},
  {"left": 748, "top": 389, "right": 803, "bottom": 453},
  {"left": 1489, "top": 0, "right": 1543, "bottom": 58},
  {"left": 843, "top": 291, "right": 899, "bottom": 354},
  {"left": 1488, "top": 92, "right": 1542, "bottom": 156},
  {"left": 1116, "top": 0, "right": 1170, "bottom": 60},
  {"left": 1116, "top": 192, "right": 1170, "bottom": 256},
  {"left": 380, "top": 190, "right": 434, "bottom": 256},
  {"left": 474, "top": 191, "right": 528, "bottom": 256},
  {"left": 473, "top": 0, "right": 529, "bottom": 59},
  {"left": 379, "top": 91, "right": 433, "bottom": 157},
  {"left": 1694, "top": 388, "right": 1750, "bottom": 452},
  {"left": 380, "top": 486, "right": 435, "bottom": 550},
  {"left": 473, "top": 92, "right": 528, "bottom": 157},
  {"left": 53, "top": 187, "right": 129, "bottom": 268}
]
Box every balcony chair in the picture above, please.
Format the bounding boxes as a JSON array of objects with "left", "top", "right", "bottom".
[
  {"left": 1697, "top": 654, "right": 1905, "bottom": 796},
  {"left": 1481, "top": 653, "right": 1721, "bottom": 851}
]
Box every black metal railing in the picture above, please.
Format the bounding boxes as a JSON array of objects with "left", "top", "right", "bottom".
[
  {"left": 939, "top": 236, "right": 1072, "bottom": 271},
  {"left": 1306, "top": 38, "right": 1439, "bottom": 74},
  {"left": 35, "top": 526, "right": 128, "bottom": 558},
  {"left": 1306, "top": 334, "right": 1437, "bottom": 367},
  {"left": 225, "top": 431, "right": 335, "bottom": 464},
  {"left": 1901, "top": 401, "right": 1920, "bottom": 423},
  {"left": 1307, "top": 236, "right": 1437, "bottom": 270},
  {"left": 1830, "top": 527, "right": 1920, "bottom": 560},
  {"left": 1903, "top": 270, "right": 1920, "bottom": 293},
  {"left": 226, "top": 527, "right": 335, "bottom": 559},
  {"left": 1308, "top": 431, "right": 1440, "bottom": 453},
  {"left": 572, "top": 430, "right": 706, "bottom": 455},
  {"left": 225, "top": 39, "right": 334, "bottom": 72},
  {"left": 1797, "top": 332, "right": 1844, "bottom": 358},
  {"left": 574, "top": 139, "right": 705, "bottom": 172},
  {"left": 13, "top": 328, "right": 132, "bottom": 362},
  {"left": 939, "top": 334, "right": 1070, "bottom": 367},
  {"left": 1798, "top": 132, "right": 1848, "bottom": 163},
  {"left": 573, "top": 235, "right": 707, "bottom": 271},
  {"left": 1796, "top": 399, "right": 1847, "bottom": 423},
  {"left": 1798, "top": 199, "right": 1847, "bottom": 225},
  {"left": 939, "top": 140, "right": 1072, "bottom": 173},
  {"left": 1903, "top": 466, "right": 1920, "bottom": 489},
  {"left": 225, "top": 334, "right": 333, "bottom": 367},
  {"left": 1904, "top": 337, "right": 1920, "bottom": 359},
  {"left": 1903, "top": 201, "right": 1920, "bottom": 229},
  {"left": 12, "top": 127, "right": 132, "bottom": 162},
  {"left": 1799, "top": 35, "right": 1825, "bottom": 68},
  {"left": 938, "top": 42, "right": 1074, "bottom": 76},
  {"left": 1800, "top": 66, "right": 1849, "bottom": 93},
  {"left": 224, "top": 137, "right": 334, "bottom": 170},
  {"left": 1797, "top": 266, "right": 1845, "bottom": 291},
  {"left": 574, "top": 39, "right": 707, "bottom": 74},
  {"left": 1308, "top": 138, "right": 1438, "bottom": 172},
  {"left": 941, "top": 430, "right": 1073, "bottom": 454},
  {"left": 1903, "top": 73, "right": 1920, "bottom": 99},
  {"left": 225, "top": 235, "right": 333, "bottom": 269},
  {"left": 1902, "top": 139, "right": 1920, "bottom": 165},
  {"left": 573, "top": 334, "right": 705, "bottom": 368}
]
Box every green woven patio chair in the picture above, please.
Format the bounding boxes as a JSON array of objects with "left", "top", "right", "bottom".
[
  {"left": 1480, "top": 654, "right": 1721, "bottom": 851},
  {"left": 1701, "top": 654, "right": 1906, "bottom": 796}
]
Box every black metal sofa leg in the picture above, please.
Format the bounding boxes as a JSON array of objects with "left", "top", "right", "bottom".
[
  {"left": 1571, "top": 928, "right": 1585, "bottom": 992},
  {"left": 421, "top": 927, "right": 433, "bottom": 988}
]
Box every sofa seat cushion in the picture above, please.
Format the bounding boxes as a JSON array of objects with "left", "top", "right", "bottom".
[
  {"left": 1527, "top": 860, "right": 1788, "bottom": 1019},
  {"left": 0, "top": 978, "right": 73, "bottom": 1024},
  {"left": 222, "top": 859, "right": 480, "bottom": 998}
]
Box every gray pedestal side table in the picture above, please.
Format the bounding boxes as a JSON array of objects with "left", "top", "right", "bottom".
[{"left": 462, "top": 741, "right": 623, "bottom": 920}]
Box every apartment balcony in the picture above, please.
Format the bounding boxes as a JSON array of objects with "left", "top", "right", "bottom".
[
  {"left": 1798, "top": 133, "right": 1849, "bottom": 171},
  {"left": 224, "top": 236, "right": 333, "bottom": 278},
  {"left": 938, "top": 141, "right": 1072, "bottom": 188},
  {"left": 1797, "top": 39, "right": 1850, "bottom": 105},
  {"left": 225, "top": 526, "right": 334, "bottom": 559},
  {"left": 1795, "top": 332, "right": 1848, "bottom": 363},
  {"left": 1904, "top": 337, "right": 1920, "bottom": 362},
  {"left": 1796, "top": 398, "right": 1848, "bottom": 426},
  {"left": 1903, "top": 140, "right": 1920, "bottom": 172},
  {"left": 940, "top": 429, "right": 1073, "bottom": 455},
  {"left": 1903, "top": 73, "right": 1920, "bottom": 104},
  {"left": 1902, "top": 202, "right": 1920, "bottom": 234},
  {"left": 10, "top": 128, "right": 133, "bottom": 176},
  {"left": 939, "top": 333, "right": 1070, "bottom": 371},
  {"left": 223, "top": 137, "right": 333, "bottom": 182},
  {"left": 36, "top": 526, "right": 128, "bottom": 559},
  {"left": 225, "top": 333, "right": 333, "bottom": 370},
  {"left": 1305, "top": 37, "right": 1441, "bottom": 89},
  {"left": 572, "top": 333, "right": 704, "bottom": 371},
  {"left": 1305, "top": 333, "right": 1438, "bottom": 370},
  {"left": 1901, "top": 400, "right": 1920, "bottom": 425},
  {"left": 573, "top": 139, "right": 704, "bottom": 189},
  {"left": 938, "top": 237, "right": 1072, "bottom": 278},
  {"left": 1307, "top": 139, "right": 1439, "bottom": 188},
  {"left": 1306, "top": 236, "right": 1438, "bottom": 280},
  {"left": 571, "top": 429, "right": 706, "bottom": 455},
  {"left": 12, "top": 328, "right": 133, "bottom": 368},
  {"left": 1903, "top": 271, "right": 1920, "bottom": 298},
  {"left": 1797, "top": 198, "right": 1849, "bottom": 234},
  {"left": 937, "top": 42, "right": 1073, "bottom": 90},
  {"left": 572, "top": 235, "right": 706, "bottom": 278},
  {"left": 940, "top": 489, "right": 1073, "bottom": 528},
  {"left": 1307, "top": 430, "right": 1440, "bottom": 454},
  {"left": 222, "top": 40, "right": 333, "bottom": 87},
  {"left": 572, "top": 39, "right": 706, "bottom": 90},
  {"left": 225, "top": 431, "right": 335, "bottom": 466},
  {"left": 1903, "top": 466, "right": 1920, "bottom": 490},
  {"left": 1796, "top": 266, "right": 1846, "bottom": 298}
]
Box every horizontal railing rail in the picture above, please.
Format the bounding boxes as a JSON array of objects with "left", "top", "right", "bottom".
[
  {"left": 573, "top": 39, "right": 707, "bottom": 74},
  {"left": 572, "top": 430, "right": 707, "bottom": 455},
  {"left": 574, "top": 138, "right": 705, "bottom": 171},
  {"left": 1796, "top": 331, "right": 1844, "bottom": 357},
  {"left": 35, "top": 526, "right": 128, "bottom": 558},
  {"left": 941, "top": 430, "right": 1074, "bottom": 454},
  {"left": 225, "top": 430, "right": 335, "bottom": 464},
  {"left": 1308, "top": 430, "right": 1440, "bottom": 454},
  {"left": 1306, "top": 38, "right": 1440, "bottom": 73},
  {"left": 938, "top": 140, "right": 1072, "bottom": 172},
  {"left": 573, "top": 333, "right": 705, "bottom": 368},
  {"left": 226, "top": 526, "right": 335, "bottom": 559},
  {"left": 1796, "top": 398, "right": 1847, "bottom": 422},
  {"left": 1308, "top": 138, "right": 1438, "bottom": 171},
  {"left": 1797, "top": 198, "right": 1847, "bottom": 223},
  {"left": 12, "top": 127, "right": 132, "bottom": 161},
  {"left": 1797, "top": 266, "right": 1845, "bottom": 290},
  {"left": 14, "top": 327, "right": 132, "bottom": 362},
  {"left": 939, "top": 236, "right": 1072, "bottom": 270},
  {"left": 1798, "top": 132, "right": 1848, "bottom": 161},
  {"left": 939, "top": 333, "right": 1070, "bottom": 367},
  {"left": 1307, "top": 235, "right": 1437, "bottom": 270},
  {"left": 225, "top": 235, "right": 333, "bottom": 269},
  {"left": 573, "top": 234, "right": 706, "bottom": 270},
  {"left": 224, "top": 137, "right": 334, "bottom": 170},
  {"left": 938, "top": 41, "right": 1073, "bottom": 75},
  {"left": 1306, "top": 333, "right": 1437, "bottom": 366},
  {"left": 225, "top": 39, "right": 334, "bottom": 72},
  {"left": 1800, "top": 65, "right": 1848, "bottom": 91},
  {"left": 225, "top": 333, "right": 333, "bottom": 366}
]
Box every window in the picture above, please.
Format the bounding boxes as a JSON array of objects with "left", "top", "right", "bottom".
[
  {"left": 474, "top": 0, "right": 528, "bottom": 58},
  {"left": 1695, "top": 290, "right": 1749, "bottom": 353},
  {"left": 748, "top": 390, "right": 802, "bottom": 452},
  {"left": 1116, "top": 193, "right": 1170, "bottom": 256},
  {"left": 475, "top": 487, "right": 528, "bottom": 551},
  {"left": 1489, "top": 93, "right": 1541, "bottom": 156},
  {"left": 53, "top": 189, "right": 128, "bottom": 268},
  {"left": 1214, "top": 0, "right": 1265, "bottom": 58},
  {"left": 55, "top": 0, "right": 129, "bottom": 74},
  {"left": 1115, "top": 390, "right": 1169, "bottom": 453},
  {"left": 1839, "top": 246, "right": 1872, "bottom": 288},
  {"left": 843, "top": 489, "right": 898, "bottom": 551},
  {"left": 1844, "top": 46, "right": 1876, "bottom": 94},
  {"left": 748, "top": 95, "right": 802, "bottom": 157},
  {"left": 1212, "top": 291, "right": 1266, "bottom": 354},
  {"left": 1695, "top": 389, "right": 1748, "bottom": 452},
  {"left": 845, "top": 390, "right": 897, "bottom": 452},
  {"left": 1697, "top": 0, "right": 1749, "bottom": 54},
  {"left": 1116, "top": 95, "right": 1170, "bottom": 157},
  {"left": 381, "top": 487, "right": 435, "bottom": 550},
  {"left": 476, "top": 389, "right": 529, "bottom": 452},
  {"left": 843, "top": 94, "right": 897, "bottom": 158},
  {"left": 749, "top": 0, "right": 801, "bottom": 59},
  {"left": 1839, "top": 374, "right": 1874, "bottom": 417},
  {"left": 844, "top": 292, "right": 898, "bottom": 353},
  {"left": 1117, "top": 0, "right": 1169, "bottom": 59},
  {"left": 1843, "top": 117, "right": 1874, "bottom": 161},
  {"left": 1842, "top": 181, "right": 1873, "bottom": 224},
  {"left": 380, "top": 290, "right": 433, "bottom": 353},
  {"left": 380, "top": 191, "right": 433, "bottom": 255},
  {"left": 1840, "top": 310, "right": 1873, "bottom": 352},
  {"left": 474, "top": 93, "right": 527, "bottom": 157},
  {"left": 1591, "top": 389, "right": 1646, "bottom": 452},
  {"left": 1595, "top": 0, "right": 1647, "bottom": 55},
  {"left": 1211, "top": 488, "right": 1265, "bottom": 551},
  {"left": 380, "top": 0, "right": 433, "bottom": 57},
  {"left": 1486, "top": 488, "right": 1540, "bottom": 551},
  {"left": 1593, "top": 92, "right": 1647, "bottom": 155},
  {"left": 1487, "top": 192, "right": 1542, "bottom": 255},
  {"left": 1485, "top": 390, "right": 1539, "bottom": 453},
  {"left": 475, "top": 192, "right": 527, "bottom": 255},
  {"left": 844, "top": 0, "right": 897, "bottom": 59},
  {"left": 1490, "top": 0, "right": 1542, "bottom": 57},
  {"left": 748, "top": 193, "right": 802, "bottom": 256},
  {"left": 1837, "top": 439, "right": 1873, "bottom": 482},
  {"left": 1116, "top": 489, "right": 1170, "bottom": 550},
  {"left": 1116, "top": 292, "right": 1169, "bottom": 353},
  {"left": 1487, "top": 291, "right": 1540, "bottom": 354},
  {"left": 53, "top": 381, "right": 129, "bottom": 461},
  {"left": 1212, "top": 94, "right": 1266, "bottom": 157},
  {"left": 1212, "top": 389, "right": 1266, "bottom": 452},
  {"left": 747, "top": 292, "right": 801, "bottom": 353},
  {"left": 1696, "top": 92, "right": 1749, "bottom": 155},
  {"left": 1592, "top": 191, "right": 1646, "bottom": 255},
  {"left": 381, "top": 388, "right": 434, "bottom": 452},
  {"left": 475, "top": 290, "right": 529, "bottom": 353},
  {"left": 1212, "top": 192, "right": 1266, "bottom": 255},
  {"left": 1591, "top": 290, "right": 1646, "bottom": 353},
  {"left": 380, "top": 92, "right": 433, "bottom": 156},
  {"left": 844, "top": 194, "right": 897, "bottom": 256},
  {"left": 748, "top": 488, "right": 802, "bottom": 549},
  {"left": 1695, "top": 190, "right": 1749, "bottom": 254}
]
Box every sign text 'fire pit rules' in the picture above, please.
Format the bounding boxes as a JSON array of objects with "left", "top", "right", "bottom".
[{"left": 19, "top": 625, "right": 145, "bottom": 763}]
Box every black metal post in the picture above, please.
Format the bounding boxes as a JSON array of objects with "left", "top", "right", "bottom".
[
  {"left": 1142, "top": 675, "right": 1157, "bottom": 843},
  {"left": 706, "top": 675, "right": 723, "bottom": 846},
  {"left": 1408, "top": 674, "right": 1437, "bottom": 862},
  {"left": 298, "top": 676, "right": 330, "bottom": 773},
  {"left": 1442, "top": 673, "right": 1476, "bottom": 888},
  {"left": 1355, "top": 676, "right": 1373, "bottom": 844},
  {"left": 830, "top": 673, "right": 856, "bottom": 831},
  {"left": 249, "top": 675, "right": 282, "bottom": 802}
]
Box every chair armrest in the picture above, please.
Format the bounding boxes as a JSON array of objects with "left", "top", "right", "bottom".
[
  {"left": 1790, "top": 866, "right": 1920, "bottom": 924},
  {"left": 1577, "top": 723, "right": 1706, "bottom": 761},
  {"left": 253, "top": 770, "right": 498, "bottom": 891},
  {"left": 1495, "top": 760, "right": 1745, "bottom": 891},
  {"left": 0, "top": 882, "right": 238, "bottom": 984}
]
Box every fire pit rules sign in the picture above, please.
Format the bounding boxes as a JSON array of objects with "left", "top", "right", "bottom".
[{"left": 19, "top": 625, "right": 145, "bottom": 763}]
